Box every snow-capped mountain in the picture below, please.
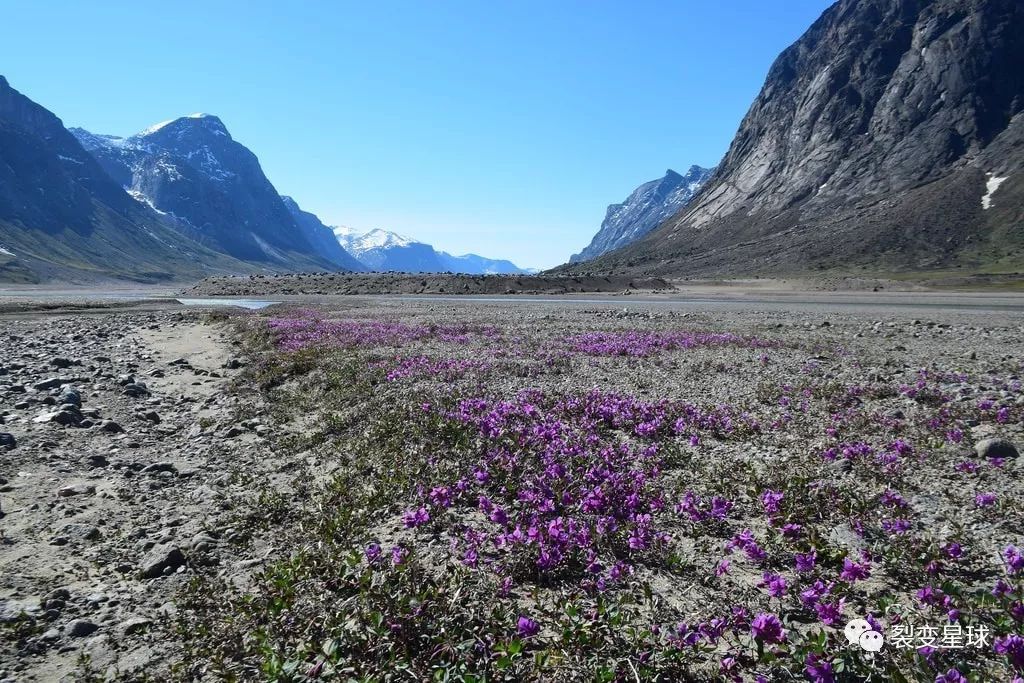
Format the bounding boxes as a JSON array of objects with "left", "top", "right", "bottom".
[
  {"left": 438, "top": 252, "right": 535, "bottom": 275},
  {"left": 569, "top": 165, "right": 713, "bottom": 264},
  {"left": 333, "top": 227, "right": 531, "bottom": 274},
  {"left": 71, "top": 116, "right": 344, "bottom": 271},
  {"left": 0, "top": 76, "right": 249, "bottom": 283}
]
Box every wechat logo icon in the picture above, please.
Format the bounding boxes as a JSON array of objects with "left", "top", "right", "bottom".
[{"left": 845, "top": 618, "right": 884, "bottom": 652}]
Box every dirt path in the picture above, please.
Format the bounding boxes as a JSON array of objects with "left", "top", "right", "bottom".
[{"left": 0, "top": 312, "right": 273, "bottom": 680}]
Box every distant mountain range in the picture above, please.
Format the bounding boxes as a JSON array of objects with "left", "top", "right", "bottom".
[
  {"left": 334, "top": 226, "right": 533, "bottom": 274},
  {"left": 570, "top": 165, "right": 713, "bottom": 264},
  {"left": 571, "top": 0, "right": 1024, "bottom": 278},
  {"left": 0, "top": 76, "right": 531, "bottom": 282}
]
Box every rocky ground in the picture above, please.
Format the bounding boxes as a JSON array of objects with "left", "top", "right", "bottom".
[
  {"left": 183, "top": 273, "right": 673, "bottom": 297},
  {"left": 0, "top": 309, "right": 283, "bottom": 680},
  {"left": 1, "top": 298, "right": 1022, "bottom": 681}
]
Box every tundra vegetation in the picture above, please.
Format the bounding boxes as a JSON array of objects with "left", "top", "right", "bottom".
[{"left": 177, "top": 306, "right": 1024, "bottom": 682}]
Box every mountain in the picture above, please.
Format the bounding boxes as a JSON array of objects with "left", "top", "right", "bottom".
[
  {"left": 577, "top": 0, "right": 1024, "bottom": 278},
  {"left": 72, "top": 117, "right": 342, "bottom": 271},
  {"left": 0, "top": 76, "right": 247, "bottom": 283},
  {"left": 333, "top": 227, "right": 531, "bottom": 273},
  {"left": 280, "top": 196, "right": 366, "bottom": 272},
  {"left": 437, "top": 252, "right": 534, "bottom": 275},
  {"left": 569, "top": 165, "right": 713, "bottom": 264}
]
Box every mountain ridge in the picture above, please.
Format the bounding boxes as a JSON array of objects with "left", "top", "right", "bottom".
[
  {"left": 0, "top": 75, "right": 251, "bottom": 283},
  {"left": 569, "top": 165, "right": 714, "bottom": 264},
  {"left": 572, "top": 0, "right": 1024, "bottom": 278},
  {"left": 72, "top": 116, "right": 342, "bottom": 272}
]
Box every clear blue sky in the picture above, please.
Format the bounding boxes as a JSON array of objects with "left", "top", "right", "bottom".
[{"left": 2, "top": 0, "right": 833, "bottom": 269}]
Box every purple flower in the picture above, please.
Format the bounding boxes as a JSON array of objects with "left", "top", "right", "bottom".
[
  {"left": 750, "top": 612, "right": 786, "bottom": 644},
  {"left": 1007, "top": 546, "right": 1024, "bottom": 574},
  {"left": 800, "top": 579, "right": 831, "bottom": 608},
  {"left": 364, "top": 542, "right": 382, "bottom": 564},
  {"left": 943, "top": 542, "right": 963, "bottom": 559},
  {"left": 391, "top": 545, "right": 408, "bottom": 566},
  {"left": 995, "top": 634, "right": 1024, "bottom": 671},
  {"left": 805, "top": 653, "right": 835, "bottom": 683},
  {"left": 795, "top": 550, "right": 817, "bottom": 572},
  {"left": 882, "top": 518, "right": 912, "bottom": 534},
  {"left": 516, "top": 615, "right": 540, "bottom": 638},
  {"left": 815, "top": 598, "right": 846, "bottom": 626},
  {"left": 975, "top": 492, "right": 997, "bottom": 507},
  {"left": 402, "top": 506, "right": 431, "bottom": 528},
  {"left": 840, "top": 557, "right": 871, "bottom": 583},
  {"left": 759, "top": 572, "right": 787, "bottom": 598},
  {"left": 935, "top": 670, "right": 967, "bottom": 683},
  {"left": 760, "top": 489, "right": 784, "bottom": 516}
]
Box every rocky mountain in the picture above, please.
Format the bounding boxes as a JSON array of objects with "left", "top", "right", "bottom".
[
  {"left": 576, "top": 0, "right": 1024, "bottom": 278},
  {"left": 72, "top": 117, "right": 341, "bottom": 271},
  {"left": 280, "top": 196, "right": 366, "bottom": 272},
  {"left": 0, "top": 76, "right": 247, "bottom": 283},
  {"left": 333, "top": 227, "right": 531, "bottom": 273},
  {"left": 438, "top": 252, "right": 535, "bottom": 275},
  {"left": 569, "top": 165, "right": 713, "bottom": 263}
]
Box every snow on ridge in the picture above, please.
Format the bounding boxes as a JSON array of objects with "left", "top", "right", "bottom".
[
  {"left": 139, "top": 119, "right": 175, "bottom": 136},
  {"left": 332, "top": 226, "right": 416, "bottom": 255},
  {"left": 0, "top": 245, "right": 14, "bottom": 257},
  {"left": 982, "top": 174, "right": 1008, "bottom": 210}
]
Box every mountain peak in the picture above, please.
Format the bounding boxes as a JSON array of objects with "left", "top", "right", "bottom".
[
  {"left": 136, "top": 113, "right": 230, "bottom": 140},
  {"left": 569, "top": 164, "right": 714, "bottom": 264}
]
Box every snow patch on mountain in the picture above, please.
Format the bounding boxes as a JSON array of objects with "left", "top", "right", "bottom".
[{"left": 982, "top": 174, "right": 1008, "bottom": 210}]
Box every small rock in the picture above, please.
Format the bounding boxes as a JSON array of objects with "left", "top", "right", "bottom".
[
  {"left": 99, "top": 420, "right": 124, "bottom": 433},
  {"left": 87, "top": 454, "right": 109, "bottom": 467},
  {"left": 123, "top": 382, "right": 150, "bottom": 398},
  {"left": 139, "top": 546, "right": 186, "bottom": 579},
  {"left": 0, "top": 433, "right": 15, "bottom": 451},
  {"left": 60, "top": 523, "right": 101, "bottom": 541},
  {"left": 141, "top": 461, "right": 177, "bottom": 474},
  {"left": 58, "top": 388, "right": 82, "bottom": 407},
  {"left": 975, "top": 438, "right": 1019, "bottom": 459},
  {"left": 50, "top": 357, "right": 75, "bottom": 369},
  {"left": 57, "top": 484, "right": 96, "bottom": 497},
  {"left": 33, "top": 377, "right": 67, "bottom": 391},
  {"left": 118, "top": 616, "right": 153, "bottom": 635},
  {"left": 64, "top": 619, "right": 99, "bottom": 638}
]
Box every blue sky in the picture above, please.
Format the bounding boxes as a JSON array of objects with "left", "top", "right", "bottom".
[{"left": 3, "top": 0, "right": 833, "bottom": 269}]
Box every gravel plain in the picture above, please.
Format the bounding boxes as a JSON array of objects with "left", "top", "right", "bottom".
[{"left": 0, "top": 295, "right": 1022, "bottom": 680}]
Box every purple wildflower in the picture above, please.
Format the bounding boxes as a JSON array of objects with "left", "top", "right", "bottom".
[{"left": 750, "top": 612, "right": 786, "bottom": 644}]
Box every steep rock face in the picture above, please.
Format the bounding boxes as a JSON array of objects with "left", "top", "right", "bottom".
[
  {"left": 0, "top": 76, "right": 245, "bottom": 283},
  {"left": 72, "top": 118, "right": 340, "bottom": 270},
  {"left": 569, "top": 166, "right": 713, "bottom": 263},
  {"left": 584, "top": 0, "right": 1024, "bottom": 276},
  {"left": 280, "top": 196, "right": 366, "bottom": 271}
]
